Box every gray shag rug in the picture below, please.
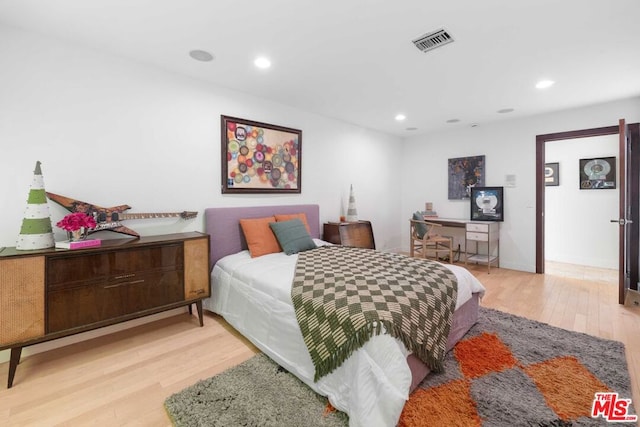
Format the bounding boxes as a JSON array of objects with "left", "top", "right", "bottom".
[
  {"left": 164, "top": 352, "right": 347, "bottom": 427},
  {"left": 165, "top": 307, "right": 636, "bottom": 426}
]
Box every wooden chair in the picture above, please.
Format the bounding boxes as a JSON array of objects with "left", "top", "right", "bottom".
[{"left": 409, "top": 219, "right": 454, "bottom": 263}]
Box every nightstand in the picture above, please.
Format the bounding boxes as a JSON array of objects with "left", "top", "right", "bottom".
[{"left": 323, "top": 221, "right": 376, "bottom": 249}]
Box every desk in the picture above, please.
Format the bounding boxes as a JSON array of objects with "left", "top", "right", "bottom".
[
  {"left": 422, "top": 218, "right": 468, "bottom": 229},
  {"left": 421, "top": 218, "right": 500, "bottom": 273}
]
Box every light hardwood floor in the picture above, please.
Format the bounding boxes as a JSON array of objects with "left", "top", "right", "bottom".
[{"left": 0, "top": 263, "right": 638, "bottom": 426}]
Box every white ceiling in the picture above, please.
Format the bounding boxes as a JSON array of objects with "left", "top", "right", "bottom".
[{"left": 1, "top": 0, "right": 639, "bottom": 137}]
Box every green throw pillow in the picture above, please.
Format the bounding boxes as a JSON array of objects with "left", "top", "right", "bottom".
[
  {"left": 412, "top": 211, "right": 427, "bottom": 239},
  {"left": 269, "top": 219, "right": 317, "bottom": 255}
]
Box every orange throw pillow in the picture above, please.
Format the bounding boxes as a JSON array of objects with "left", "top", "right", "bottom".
[
  {"left": 275, "top": 213, "right": 311, "bottom": 234},
  {"left": 240, "top": 216, "right": 281, "bottom": 258}
]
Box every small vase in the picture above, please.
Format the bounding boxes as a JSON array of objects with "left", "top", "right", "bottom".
[{"left": 67, "top": 227, "right": 89, "bottom": 242}]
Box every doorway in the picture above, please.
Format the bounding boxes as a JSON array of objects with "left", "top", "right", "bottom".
[
  {"left": 544, "top": 135, "right": 619, "bottom": 273},
  {"left": 535, "top": 122, "right": 640, "bottom": 304}
]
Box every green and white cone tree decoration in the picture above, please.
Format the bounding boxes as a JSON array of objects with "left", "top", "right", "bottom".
[
  {"left": 346, "top": 184, "right": 358, "bottom": 222},
  {"left": 16, "top": 161, "right": 55, "bottom": 250}
]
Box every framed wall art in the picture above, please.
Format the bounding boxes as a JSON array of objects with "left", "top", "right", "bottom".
[
  {"left": 579, "top": 156, "right": 616, "bottom": 190},
  {"left": 470, "top": 186, "right": 504, "bottom": 222},
  {"left": 221, "top": 115, "right": 302, "bottom": 194},
  {"left": 545, "top": 162, "right": 559, "bottom": 186},
  {"left": 448, "top": 155, "right": 485, "bottom": 199}
]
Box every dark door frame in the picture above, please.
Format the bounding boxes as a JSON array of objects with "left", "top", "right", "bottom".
[
  {"left": 625, "top": 123, "right": 640, "bottom": 296},
  {"left": 535, "top": 123, "right": 640, "bottom": 303}
]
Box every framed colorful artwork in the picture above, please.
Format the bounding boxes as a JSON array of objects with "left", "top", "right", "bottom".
[
  {"left": 470, "top": 186, "right": 504, "bottom": 222},
  {"left": 545, "top": 162, "right": 559, "bottom": 186},
  {"left": 221, "top": 115, "right": 302, "bottom": 194},
  {"left": 448, "top": 155, "right": 485, "bottom": 199},
  {"left": 579, "top": 156, "right": 616, "bottom": 190}
]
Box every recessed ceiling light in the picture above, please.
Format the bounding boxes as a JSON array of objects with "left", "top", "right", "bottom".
[
  {"left": 446, "top": 118, "right": 460, "bottom": 123},
  {"left": 254, "top": 56, "right": 272, "bottom": 69},
  {"left": 497, "top": 108, "right": 515, "bottom": 114},
  {"left": 535, "top": 80, "right": 555, "bottom": 89},
  {"left": 395, "top": 114, "right": 406, "bottom": 121},
  {"left": 189, "top": 49, "right": 214, "bottom": 62},
  {"left": 406, "top": 127, "right": 418, "bottom": 131}
]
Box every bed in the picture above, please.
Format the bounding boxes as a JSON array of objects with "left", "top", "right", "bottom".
[{"left": 202, "top": 204, "right": 485, "bottom": 427}]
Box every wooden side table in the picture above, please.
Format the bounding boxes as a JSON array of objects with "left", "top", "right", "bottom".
[{"left": 322, "top": 221, "right": 375, "bottom": 249}]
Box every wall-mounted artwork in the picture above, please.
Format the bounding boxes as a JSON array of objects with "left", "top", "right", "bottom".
[
  {"left": 545, "top": 162, "right": 559, "bottom": 186},
  {"left": 448, "top": 155, "right": 485, "bottom": 199},
  {"left": 470, "top": 186, "right": 504, "bottom": 222},
  {"left": 221, "top": 115, "right": 302, "bottom": 194},
  {"left": 579, "top": 156, "right": 616, "bottom": 190}
]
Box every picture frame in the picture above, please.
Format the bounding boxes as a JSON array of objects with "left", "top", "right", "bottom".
[
  {"left": 579, "top": 156, "right": 616, "bottom": 190},
  {"left": 545, "top": 162, "right": 559, "bottom": 186},
  {"left": 221, "top": 115, "right": 302, "bottom": 194},
  {"left": 448, "top": 155, "right": 486, "bottom": 200},
  {"left": 470, "top": 186, "right": 504, "bottom": 222}
]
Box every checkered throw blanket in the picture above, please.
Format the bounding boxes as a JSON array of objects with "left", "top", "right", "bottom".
[{"left": 291, "top": 246, "right": 458, "bottom": 381}]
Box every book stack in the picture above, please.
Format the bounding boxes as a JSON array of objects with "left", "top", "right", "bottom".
[
  {"left": 424, "top": 202, "right": 438, "bottom": 218},
  {"left": 55, "top": 238, "right": 101, "bottom": 250}
]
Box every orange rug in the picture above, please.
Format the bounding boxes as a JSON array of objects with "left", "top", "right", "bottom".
[
  {"left": 166, "top": 307, "right": 637, "bottom": 426},
  {"left": 396, "top": 308, "right": 637, "bottom": 426}
]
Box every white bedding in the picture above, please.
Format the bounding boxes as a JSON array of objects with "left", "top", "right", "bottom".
[{"left": 203, "top": 240, "right": 485, "bottom": 427}]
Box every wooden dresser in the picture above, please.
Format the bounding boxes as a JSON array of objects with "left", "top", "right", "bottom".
[
  {"left": 0, "top": 232, "right": 210, "bottom": 388},
  {"left": 323, "top": 221, "right": 376, "bottom": 249}
]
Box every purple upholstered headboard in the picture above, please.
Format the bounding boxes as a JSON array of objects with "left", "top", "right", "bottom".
[{"left": 204, "top": 204, "right": 320, "bottom": 270}]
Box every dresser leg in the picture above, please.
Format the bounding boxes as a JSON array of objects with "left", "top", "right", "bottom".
[
  {"left": 188, "top": 304, "right": 193, "bottom": 315},
  {"left": 8, "top": 347, "right": 22, "bottom": 388},
  {"left": 195, "top": 300, "right": 204, "bottom": 327}
]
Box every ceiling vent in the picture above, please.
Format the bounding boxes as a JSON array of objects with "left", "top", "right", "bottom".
[{"left": 412, "top": 28, "right": 454, "bottom": 53}]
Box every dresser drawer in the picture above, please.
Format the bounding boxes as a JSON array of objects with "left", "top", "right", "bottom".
[
  {"left": 466, "top": 222, "right": 489, "bottom": 232},
  {"left": 46, "top": 244, "right": 184, "bottom": 291},
  {"left": 47, "top": 270, "right": 184, "bottom": 332},
  {"left": 466, "top": 231, "right": 489, "bottom": 242}
]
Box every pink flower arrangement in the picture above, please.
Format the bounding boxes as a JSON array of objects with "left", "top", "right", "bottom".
[{"left": 56, "top": 212, "right": 97, "bottom": 232}]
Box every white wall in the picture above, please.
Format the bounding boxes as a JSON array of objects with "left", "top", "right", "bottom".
[
  {"left": 0, "top": 23, "right": 403, "bottom": 250},
  {"left": 545, "top": 135, "right": 619, "bottom": 269},
  {"left": 0, "top": 23, "right": 403, "bottom": 363},
  {"left": 400, "top": 98, "right": 640, "bottom": 272}
]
